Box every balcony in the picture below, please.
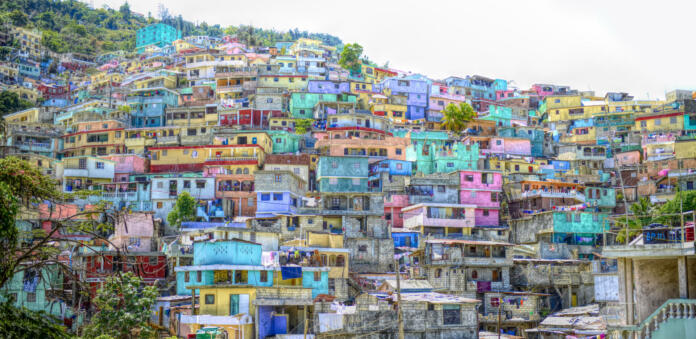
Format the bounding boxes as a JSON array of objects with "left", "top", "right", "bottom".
[
  {"left": 14, "top": 141, "right": 53, "bottom": 152},
  {"left": 254, "top": 286, "right": 313, "bottom": 303},
  {"left": 205, "top": 156, "right": 258, "bottom": 163},
  {"left": 124, "top": 137, "right": 155, "bottom": 148},
  {"left": 517, "top": 189, "right": 585, "bottom": 202},
  {"left": 155, "top": 135, "right": 179, "bottom": 145},
  {"left": 217, "top": 85, "right": 243, "bottom": 93},
  {"left": 101, "top": 191, "right": 138, "bottom": 201}
]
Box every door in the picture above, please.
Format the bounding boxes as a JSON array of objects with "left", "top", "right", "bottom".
[
  {"left": 239, "top": 294, "right": 249, "bottom": 315},
  {"left": 229, "top": 294, "right": 239, "bottom": 315},
  {"left": 571, "top": 293, "right": 578, "bottom": 307},
  {"left": 492, "top": 270, "right": 499, "bottom": 282}
]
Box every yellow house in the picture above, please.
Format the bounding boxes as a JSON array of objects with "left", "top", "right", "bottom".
[
  {"left": 290, "top": 38, "right": 324, "bottom": 57},
  {"left": 133, "top": 72, "right": 179, "bottom": 90},
  {"left": 173, "top": 39, "right": 197, "bottom": 53},
  {"left": 560, "top": 126, "right": 597, "bottom": 144},
  {"left": 635, "top": 112, "right": 684, "bottom": 133},
  {"left": 547, "top": 103, "right": 605, "bottom": 122},
  {"left": 257, "top": 75, "right": 308, "bottom": 91},
  {"left": 3, "top": 107, "right": 42, "bottom": 123},
  {"left": 4, "top": 85, "right": 40, "bottom": 103},
  {"left": 89, "top": 72, "right": 123, "bottom": 91},
  {"left": 489, "top": 158, "right": 540, "bottom": 176},
  {"left": 165, "top": 106, "right": 218, "bottom": 127},
  {"left": 0, "top": 63, "right": 18, "bottom": 79},
  {"left": 62, "top": 120, "right": 126, "bottom": 157},
  {"left": 349, "top": 81, "right": 374, "bottom": 94},
  {"left": 124, "top": 126, "right": 181, "bottom": 154},
  {"left": 544, "top": 95, "right": 582, "bottom": 111},
  {"left": 149, "top": 131, "right": 271, "bottom": 173},
  {"left": 189, "top": 286, "right": 256, "bottom": 339},
  {"left": 675, "top": 139, "right": 696, "bottom": 159},
  {"left": 12, "top": 27, "right": 42, "bottom": 59}
]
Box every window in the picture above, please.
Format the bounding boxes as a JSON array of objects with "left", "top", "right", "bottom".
[
  {"left": 261, "top": 194, "right": 270, "bottom": 201},
  {"left": 185, "top": 272, "right": 190, "bottom": 282},
  {"left": 294, "top": 168, "right": 300, "bottom": 174},
  {"left": 183, "top": 180, "right": 191, "bottom": 188},
  {"left": 437, "top": 185, "right": 446, "bottom": 192},
  {"left": 491, "top": 193, "right": 498, "bottom": 202},
  {"left": 483, "top": 210, "right": 489, "bottom": 216},
  {"left": 575, "top": 213, "right": 581, "bottom": 222},
  {"left": 670, "top": 116, "right": 677, "bottom": 124},
  {"left": 465, "top": 175, "right": 474, "bottom": 182},
  {"left": 275, "top": 174, "right": 282, "bottom": 183},
  {"left": 273, "top": 193, "right": 283, "bottom": 201},
  {"left": 308, "top": 218, "right": 314, "bottom": 224},
  {"left": 260, "top": 271, "right": 268, "bottom": 282},
  {"left": 197, "top": 271, "right": 202, "bottom": 282},
  {"left": 655, "top": 119, "right": 662, "bottom": 126},
  {"left": 447, "top": 162, "right": 454, "bottom": 168},
  {"left": 640, "top": 121, "right": 647, "bottom": 127},
  {"left": 358, "top": 245, "right": 368, "bottom": 252},
  {"left": 156, "top": 202, "right": 163, "bottom": 209},
  {"left": 149, "top": 256, "right": 158, "bottom": 265},
  {"left": 26, "top": 292, "right": 36, "bottom": 303},
  {"left": 442, "top": 305, "right": 461, "bottom": 325},
  {"left": 194, "top": 180, "right": 205, "bottom": 189},
  {"left": 470, "top": 191, "right": 477, "bottom": 198},
  {"left": 95, "top": 162, "right": 104, "bottom": 169},
  {"left": 496, "top": 139, "right": 502, "bottom": 145},
  {"left": 314, "top": 271, "right": 321, "bottom": 281},
  {"left": 205, "top": 294, "right": 215, "bottom": 304}
]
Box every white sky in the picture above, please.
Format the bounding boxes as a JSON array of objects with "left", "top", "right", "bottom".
[{"left": 92, "top": 0, "right": 696, "bottom": 100}]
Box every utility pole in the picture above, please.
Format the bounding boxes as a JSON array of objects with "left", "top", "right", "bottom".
[
  {"left": 496, "top": 293, "right": 502, "bottom": 339},
  {"left": 394, "top": 258, "right": 404, "bottom": 339}
]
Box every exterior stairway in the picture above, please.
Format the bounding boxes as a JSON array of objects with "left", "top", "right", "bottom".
[{"left": 617, "top": 299, "right": 696, "bottom": 339}]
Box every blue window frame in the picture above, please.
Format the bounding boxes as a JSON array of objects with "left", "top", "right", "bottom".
[
  {"left": 273, "top": 193, "right": 283, "bottom": 201},
  {"left": 261, "top": 194, "right": 270, "bottom": 201}
]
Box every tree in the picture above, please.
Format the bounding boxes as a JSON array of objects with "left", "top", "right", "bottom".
[
  {"left": 82, "top": 272, "right": 158, "bottom": 339},
  {"left": 294, "top": 118, "right": 314, "bottom": 135},
  {"left": 0, "top": 299, "right": 70, "bottom": 338},
  {"left": 615, "top": 197, "right": 656, "bottom": 243},
  {"left": 440, "top": 102, "right": 476, "bottom": 134},
  {"left": 8, "top": 10, "right": 28, "bottom": 26},
  {"left": 119, "top": 2, "right": 131, "bottom": 21},
  {"left": 167, "top": 191, "right": 197, "bottom": 228},
  {"left": 0, "top": 91, "right": 34, "bottom": 115},
  {"left": 339, "top": 43, "right": 363, "bottom": 74}
]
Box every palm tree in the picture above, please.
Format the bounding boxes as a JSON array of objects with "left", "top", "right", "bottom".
[
  {"left": 440, "top": 102, "right": 476, "bottom": 134},
  {"left": 615, "top": 197, "right": 656, "bottom": 243}
]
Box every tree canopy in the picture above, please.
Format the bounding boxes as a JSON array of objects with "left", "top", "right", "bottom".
[
  {"left": 167, "top": 191, "right": 197, "bottom": 228},
  {"left": 339, "top": 43, "right": 363, "bottom": 74},
  {"left": 82, "top": 272, "right": 159, "bottom": 339},
  {"left": 440, "top": 102, "right": 476, "bottom": 134},
  {"left": 0, "top": 91, "right": 34, "bottom": 116}
]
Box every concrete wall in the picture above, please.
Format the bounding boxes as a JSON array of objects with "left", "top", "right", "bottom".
[{"left": 633, "top": 258, "right": 679, "bottom": 322}]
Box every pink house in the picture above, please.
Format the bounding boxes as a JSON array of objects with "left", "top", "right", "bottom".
[
  {"left": 459, "top": 170, "right": 503, "bottom": 226},
  {"left": 384, "top": 194, "right": 409, "bottom": 229},
  {"left": 109, "top": 212, "right": 156, "bottom": 252},
  {"left": 402, "top": 203, "right": 476, "bottom": 237},
  {"left": 101, "top": 154, "right": 149, "bottom": 175},
  {"left": 480, "top": 137, "right": 531, "bottom": 157}
]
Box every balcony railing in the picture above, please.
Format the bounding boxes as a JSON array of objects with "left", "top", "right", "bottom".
[
  {"left": 205, "top": 156, "right": 258, "bottom": 162},
  {"left": 101, "top": 191, "right": 137, "bottom": 200}
]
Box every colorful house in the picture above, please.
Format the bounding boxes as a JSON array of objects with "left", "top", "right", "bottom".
[{"left": 136, "top": 23, "right": 181, "bottom": 53}]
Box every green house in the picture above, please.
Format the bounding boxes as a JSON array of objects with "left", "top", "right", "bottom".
[
  {"left": 406, "top": 141, "right": 479, "bottom": 175},
  {"left": 136, "top": 23, "right": 181, "bottom": 53},
  {"left": 317, "top": 156, "right": 369, "bottom": 193},
  {"left": 289, "top": 93, "right": 357, "bottom": 119},
  {"left": 268, "top": 130, "right": 302, "bottom": 154}
]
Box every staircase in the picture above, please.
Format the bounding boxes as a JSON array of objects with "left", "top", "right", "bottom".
[{"left": 619, "top": 299, "right": 696, "bottom": 339}]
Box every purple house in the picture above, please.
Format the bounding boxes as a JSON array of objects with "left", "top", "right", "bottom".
[
  {"left": 307, "top": 80, "right": 350, "bottom": 94},
  {"left": 459, "top": 170, "right": 503, "bottom": 226},
  {"left": 381, "top": 78, "right": 429, "bottom": 121}
]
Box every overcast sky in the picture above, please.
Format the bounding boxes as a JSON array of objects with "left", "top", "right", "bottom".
[{"left": 91, "top": 0, "right": 695, "bottom": 100}]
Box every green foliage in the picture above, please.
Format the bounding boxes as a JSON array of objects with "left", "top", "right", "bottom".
[
  {"left": 167, "top": 191, "right": 197, "bottom": 228},
  {"left": 0, "top": 91, "right": 34, "bottom": 115},
  {"left": 0, "top": 156, "right": 62, "bottom": 287},
  {"left": 8, "top": 9, "right": 28, "bottom": 26},
  {"left": 0, "top": 300, "right": 70, "bottom": 338},
  {"left": 339, "top": 43, "right": 363, "bottom": 74},
  {"left": 294, "top": 118, "right": 314, "bottom": 135},
  {"left": 82, "top": 272, "right": 159, "bottom": 339},
  {"left": 615, "top": 197, "right": 656, "bottom": 243},
  {"left": 440, "top": 102, "right": 476, "bottom": 134},
  {"left": 654, "top": 190, "right": 696, "bottom": 226}
]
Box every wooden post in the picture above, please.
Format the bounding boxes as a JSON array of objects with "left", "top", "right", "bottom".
[
  {"left": 303, "top": 306, "right": 308, "bottom": 339},
  {"left": 395, "top": 258, "right": 404, "bottom": 339}
]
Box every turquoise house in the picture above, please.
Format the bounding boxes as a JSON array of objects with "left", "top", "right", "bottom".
[
  {"left": 550, "top": 211, "right": 610, "bottom": 247},
  {"left": 316, "top": 156, "right": 369, "bottom": 193},
  {"left": 1, "top": 264, "right": 81, "bottom": 329},
  {"left": 269, "top": 130, "right": 302, "bottom": 154},
  {"left": 289, "top": 93, "right": 357, "bottom": 119},
  {"left": 406, "top": 142, "right": 479, "bottom": 175},
  {"left": 175, "top": 239, "right": 329, "bottom": 298},
  {"left": 136, "top": 23, "right": 181, "bottom": 53}
]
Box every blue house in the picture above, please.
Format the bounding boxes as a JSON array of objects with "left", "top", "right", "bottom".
[
  {"left": 127, "top": 87, "right": 179, "bottom": 127},
  {"left": 254, "top": 171, "right": 307, "bottom": 218}
]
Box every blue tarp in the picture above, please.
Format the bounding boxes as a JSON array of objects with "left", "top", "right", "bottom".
[{"left": 280, "top": 266, "right": 302, "bottom": 280}]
